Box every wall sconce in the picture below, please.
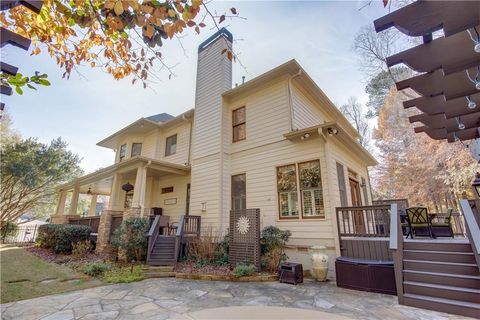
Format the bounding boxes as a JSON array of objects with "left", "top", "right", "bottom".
[
  {"left": 300, "top": 133, "right": 310, "bottom": 140},
  {"left": 327, "top": 127, "right": 339, "bottom": 136},
  {"left": 201, "top": 202, "right": 207, "bottom": 212},
  {"left": 472, "top": 172, "right": 480, "bottom": 198}
]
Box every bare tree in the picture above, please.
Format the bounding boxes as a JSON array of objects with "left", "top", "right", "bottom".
[{"left": 340, "top": 97, "right": 370, "bottom": 148}]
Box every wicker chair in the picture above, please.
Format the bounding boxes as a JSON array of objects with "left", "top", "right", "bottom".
[
  {"left": 406, "top": 207, "right": 433, "bottom": 239},
  {"left": 431, "top": 208, "right": 454, "bottom": 238}
]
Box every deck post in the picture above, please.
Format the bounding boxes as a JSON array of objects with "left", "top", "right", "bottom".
[
  {"left": 55, "top": 190, "right": 67, "bottom": 215},
  {"left": 131, "top": 165, "right": 147, "bottom": 216},
  {"left": 389, "top": 203, "right": 404, "bottom": 303}
]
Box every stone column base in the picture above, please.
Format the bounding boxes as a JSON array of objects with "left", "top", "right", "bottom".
[{"left": 96, "top": 210, "right": 123, "bottom": 254}]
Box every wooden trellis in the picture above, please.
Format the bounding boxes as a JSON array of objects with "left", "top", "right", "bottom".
[{"left": 229, "top": 208, "right": 261, "bottom": 270}]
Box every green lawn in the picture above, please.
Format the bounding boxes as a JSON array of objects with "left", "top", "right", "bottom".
[{"left": 0, "top": 245, "right": 101, "bottom": 303}]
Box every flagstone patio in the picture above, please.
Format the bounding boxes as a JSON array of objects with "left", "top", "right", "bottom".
[{"left": 0, "top": 278, "right": 473, "bottom": 320}]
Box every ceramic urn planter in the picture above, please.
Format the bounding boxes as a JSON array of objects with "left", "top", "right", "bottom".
[{"left": 310, "top": 245, "right": 329, "bottom": 281}]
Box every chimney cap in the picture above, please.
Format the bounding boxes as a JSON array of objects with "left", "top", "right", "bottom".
[{"left": 198, "top": 27, "right": 233, "bottom": 53}]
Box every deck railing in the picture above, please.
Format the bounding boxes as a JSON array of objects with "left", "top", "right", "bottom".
[
  {"left": 68, "top": 216, "right": 100, "bottom": 233},
  {"left": 460, "top": 199, "right": 480, "bottom": 271},
  {"left": 336, "top": 204, "right": 391, "bottom": 238}
]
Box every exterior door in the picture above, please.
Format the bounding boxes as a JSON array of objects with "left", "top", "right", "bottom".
[
  {"left": 349, "top": 179, "right": 365, "bottom": 234},
  {"left": 231, "top": 174, "right": 246, "bottom": 211}
]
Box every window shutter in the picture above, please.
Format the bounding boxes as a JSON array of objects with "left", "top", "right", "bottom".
[{"left": 336, "top": 162, "right": 347, "bottom": 206}]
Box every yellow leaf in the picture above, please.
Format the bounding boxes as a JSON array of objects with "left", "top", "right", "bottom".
[
  {"left": 104, "top": 0, "right": 115, "bottom": 10},
  {"left": 168, "top": 9, "right": 176, "bottom": 18},
  {"left": 144, "top": 24, "right": 154, "bottom": 39},
  {"left": 114, "top": 1, "right": 124, "bottom": 15},
  {"left": 90, "top": 61, "right": 96, "bottom": 67}
]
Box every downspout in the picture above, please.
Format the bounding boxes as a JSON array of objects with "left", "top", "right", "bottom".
[
  {"left": 183, "top": 114, "right": 193, "bottom": 166},
  {"left": 287, "top": 69, "right": 302, "bottom": 131}
]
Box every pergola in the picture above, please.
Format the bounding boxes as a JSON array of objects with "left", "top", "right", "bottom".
[{"left": 374, "top": 0, "right": 480, "bottom": 144}]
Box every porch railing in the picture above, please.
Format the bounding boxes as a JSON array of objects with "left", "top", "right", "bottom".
[
  {"left": 460, "top": 199, "right": 480, "bottom": 271},
  {"left": 336, "top": 205, "right": 391, "bottom": 238},
  {"left": 68, "top": 216, "right": 100, "bottom": 233},
  {"left": 175, "top": 215, "right": 201, "bottom": 259}
]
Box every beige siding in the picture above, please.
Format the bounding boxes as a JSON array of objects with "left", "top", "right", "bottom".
[
  {"left": 149, "top": 174, "right": 190, "bottom": 223},
  {"left": 156, "top": 121, "right": 192, "bottom": 166},
  {"left": 291, "top": 83, "right": 326, "bottom": 129},
  {"left": 114, "top": 131, "right": 159, "bottom": 162}
]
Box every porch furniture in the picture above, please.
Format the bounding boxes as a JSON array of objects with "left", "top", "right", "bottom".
[
  {"left": 167, "top": 223, "right": 178, "bottom": 235},
  {"left": 335, "top": 257, "right": 396, "bottom": 295},
  {"left": 431, "top": 208, "right": 454, "bottom": 238},
  {"left": 399, "top": 210, "right": 411, "bottom": 237},
  {"left": 406, "top": 207, "right": 433, "bottom": 238},
  {"left": 279, "top": 262, "right": 303, "bottom": 285},
  {"left": 151, "top": 207, "right": 163, "bottom": 216}
]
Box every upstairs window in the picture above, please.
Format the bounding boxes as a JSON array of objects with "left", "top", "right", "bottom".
[
  {"left": 131, "top": 143, "right": 142, "bottom": 157},
  {"left": 232, "top": 106, "right": 246, "bottom": 142},
  {"left": 119, "top": 144, "right": 127, "bottom": 162},
  {"left": 165, "top": 134, "right": 177, "bottom": 156}
]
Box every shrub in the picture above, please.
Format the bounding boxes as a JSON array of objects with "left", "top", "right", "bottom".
[
  {"left": 186, "top": 227, "right": 224, "bottom": 264},
  {"left": 103, "top": 265, "right": 144, "bottom": 283},
  {"left": 110, "top": 217, "right": 149, "bottom": 261},
  {"left": 82, "top": 262, "right": 111, "bottom": 277},
  {"left": 72, "top": 240, "right": 93, "bottom": 258},
  {"left": 37, "top": 224, "right": 92, "bottom": 253},
  {"left": 260, "top": 226, "right": 291, "bottom": 273},
  {"left": 233, "top": 264, "right": 257, "bottom": 277},
  {"left": 0, "top": 221, "right": 18, "bottom": 242}
]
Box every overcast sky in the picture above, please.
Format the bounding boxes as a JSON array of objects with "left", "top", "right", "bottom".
[{"left": 2, "top": 1, "right": 388, "bottom": 173}]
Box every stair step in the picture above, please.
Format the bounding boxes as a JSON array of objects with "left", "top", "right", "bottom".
[
  {"left": 144, "top": 272, "right": 176, "bottom": 278},
  {"left": 403, "top": 259, "right": 479, "bottom": 276},
  {"left": 142, "top": 266, "right": 174, "bottom": 272},
  {"left": 403, "top": 293, "right": 480, "bottom": 318},
  {"left": 147, "top": 260, "right": 176, "bottom": 266},
  {"left": 403, "top": 240, "right": 472, "bottom": 252},
  {"left": 403, "top": 249, "right": 476, "bottom": 264},
  {"left": 403, "top": 281, "right": 480, "bottom": 303},
  {"left": 404, "top": 269, "right": 480, "bottom": 289}
]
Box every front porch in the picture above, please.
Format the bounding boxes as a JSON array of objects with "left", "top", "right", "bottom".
[{"left": 50, "top": 156, "right": 191, "bottom": 253}]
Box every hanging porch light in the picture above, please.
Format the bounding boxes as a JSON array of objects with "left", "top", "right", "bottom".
[{"left": 122, "top": 182, "right": 134, "bottom": 193}]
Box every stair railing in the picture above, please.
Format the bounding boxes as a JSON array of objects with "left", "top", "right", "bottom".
[
  {"left": 146, "top": 215, "right": 161, "bottom": 262},
  {"left": 389, "top": 203, "right": 404, "bottom": 303},
  {"left": 460, "top": 199, "right": 480, "bottom": 271},
  {"left": 174, "top": 215, "right": 201, "bottom": 261}
]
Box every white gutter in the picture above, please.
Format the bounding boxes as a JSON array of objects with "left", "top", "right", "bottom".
[{"left": 287, "top": 69, "right": 302, "bottom": 131}]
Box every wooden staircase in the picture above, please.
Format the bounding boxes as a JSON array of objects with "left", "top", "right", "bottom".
[
  {"left": 146, "top": 215, "right": 200, "bottom": 266},
  {"left": 147, "top": 236, "right": 177, "bottom": 265},
  {"left": 401, "top": 240, "right": 480, "bottom": 318}
]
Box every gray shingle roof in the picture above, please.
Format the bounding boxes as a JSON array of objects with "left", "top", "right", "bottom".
[{"left": 146, "top": 113, "right": 174, "bottom": 123}]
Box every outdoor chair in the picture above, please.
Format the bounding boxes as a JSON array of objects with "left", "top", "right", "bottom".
[
  {"left": 431, "top": 208, "right": 454, "bottom": 238},
  {"left": 406, "top": 207, "right": 433, "bottom": 239},
  {"left": 399, "top": 210, "right": 411, "bottom": 238}
]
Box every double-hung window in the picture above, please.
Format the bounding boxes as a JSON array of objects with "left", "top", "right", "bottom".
[
  {"left": 131, "top": 143, "right": 142, "bottom": 157},
  {"left": 277, "top": 160, "right": 325, "bottom": 219},
  {"left": 165, "top": 134, "right": 177, "bottom": 156},
  {"left": 232, "top": 106, "right": 246, "bottom": 142},
  {"left": 277, "top": 164, "right": 299, "bottom": 217},
  {"left": 119, "top": 144, "right": 127, "bottom": 162}
]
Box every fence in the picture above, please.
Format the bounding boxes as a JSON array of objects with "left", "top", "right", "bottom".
[{"left": 2, "top": 225, "right": 39, "bottom": 243}]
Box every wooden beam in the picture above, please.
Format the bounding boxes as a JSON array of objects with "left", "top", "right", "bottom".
[
  {"left": 0, "top": 1, "right": 42, "bottom": 14},
  {"left": 374, "top": 1, "right": 479, "bottom": 37},
  {"left": 386, "top": 29, "right": 480, "bottom": 75},
  {"left": 0, "top": 62, "right": 18, "bottom": 76},
  {"left": 410, "top": 111, "right": 480, "bottom": 132},
  {"left": 397, "top": 67, "right": 479, "bottom": 101},
  {"left": 404, "top": 93, "right": 480, "bottom": 119},
  {"left": 415, "top": 126, "right": 479, "bottom": 142},
  {"left": 1, "top": 27, "right": 30, "bottom": 50}
]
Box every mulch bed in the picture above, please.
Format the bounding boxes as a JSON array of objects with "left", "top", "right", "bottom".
[
  {"left": 26, "top": 246, "right": 111, "bottom": 270},
  {"left": 175, "top": 261, "right": 233, "bottom": 276}
]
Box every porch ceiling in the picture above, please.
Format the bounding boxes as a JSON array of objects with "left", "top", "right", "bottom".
[{"left": 58, "top": 156, "right": 190, "bottom": 192}]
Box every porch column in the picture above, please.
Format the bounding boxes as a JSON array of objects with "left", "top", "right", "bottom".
[
  {"left": 132, "top": 165, "right": 147, "bottom": 216},
  {"left": 68, "top": 185, "right": 80, "bottom": 215},
  {"left": 55, "top": 190, "right": 67, "bottom": 215},
  {"left": 88, "top": 194, "right": 98, "bottom": 216},
  {"left": 108, "top": 173, "right": 122, "bottom": 211}
]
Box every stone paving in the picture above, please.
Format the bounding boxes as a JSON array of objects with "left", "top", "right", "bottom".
[{"left": 0, "top": 278, "right": 472, "bottom": 320}]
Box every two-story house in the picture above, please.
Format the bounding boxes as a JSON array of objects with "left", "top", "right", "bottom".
[{"left": 52, "top": 28, "right": 377, "bottom": 271}]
